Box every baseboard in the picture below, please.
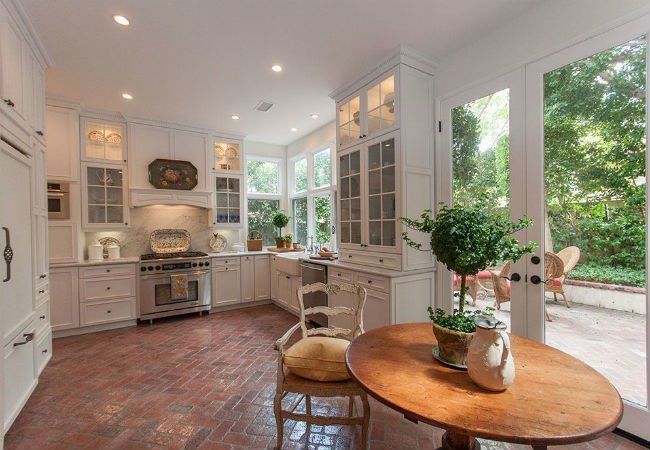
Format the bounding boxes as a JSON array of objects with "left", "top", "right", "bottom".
[
  {"left": 269, "top": 300, "right": 300, "bottom": 317},
  {"left": 614, "top": 428, "right": 650, "bottom": 448},
  {"left": 211, "top": 299, "right": 272, "bottom": 313},
  {"left": 53, "top": 320, "right": 137, "bottom": 338}
]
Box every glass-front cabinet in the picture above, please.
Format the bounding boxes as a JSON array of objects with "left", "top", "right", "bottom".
[
  {"left": 336, "top": 70, "right": 398, "bottom": 150},
  {"left": 212, "top": 175, "right": 242, "bottom": 227},
  {"left": 81, "top": 162, "right": 129, "bottom": 229},
  {"left": 212, "top": 140, "right": 242, "bottom": 172},
  {"left": 337, "top": 131, "right": 400, "bottom": 253},
  {"left": 81, "top": 118, "right": 127, "bottom": 163}
]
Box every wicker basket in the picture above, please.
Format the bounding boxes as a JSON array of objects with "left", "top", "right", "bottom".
[{"left": 247, "top": 230, "right": 263, "bottom": 251}]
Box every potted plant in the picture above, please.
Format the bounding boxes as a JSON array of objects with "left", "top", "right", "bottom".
[
  {"left": 283, "top": 233, "right": 293, "bottom": 249},
  {"left": 272, "top": 211, "right": 290, "bottom": 248},
  {"left": 401, "top": 202, "right": 536, "bottom": 366}
]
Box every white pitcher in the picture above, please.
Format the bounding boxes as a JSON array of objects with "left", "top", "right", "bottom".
[{"left": 467, "top": 316, "right": 514, "bottom": 391}]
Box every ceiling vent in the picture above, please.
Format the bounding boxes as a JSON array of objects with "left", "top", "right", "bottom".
[{"left": 254, "top": 100, "right": 275, "bottom": 112}]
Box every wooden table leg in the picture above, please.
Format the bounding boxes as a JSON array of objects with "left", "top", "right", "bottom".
[{"left": 439, "top": 430, "right": 480, "bottom": 450}]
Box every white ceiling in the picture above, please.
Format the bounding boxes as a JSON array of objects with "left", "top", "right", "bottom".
[{"left": 23, "top": 0, "right": 542, "bottom": 145}]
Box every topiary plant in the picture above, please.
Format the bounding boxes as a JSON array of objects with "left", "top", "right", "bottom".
[
  {"left": 401, "top": 202, "right": 536, "bottom": 333},
  {"left": 272, "top": 211, "right": 290, "bottom": 237}
]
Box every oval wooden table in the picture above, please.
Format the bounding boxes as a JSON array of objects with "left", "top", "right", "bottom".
[{"left": 346, "top": 323, "right": 623, "bottom": 450}]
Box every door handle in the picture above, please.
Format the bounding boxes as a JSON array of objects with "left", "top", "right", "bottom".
[
  {"left": 530, "top": 275, "right": 548, "bottom": 285},
  {"left": 13, "top": 332, "right": 34, "bottom": 347},
  {"left": 3, "top": 226, "right": 13, "bottom": 282}
]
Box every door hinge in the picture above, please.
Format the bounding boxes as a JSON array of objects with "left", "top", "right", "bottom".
[{"left": 438, "top": 121, "right": 442, "bottom": 132}]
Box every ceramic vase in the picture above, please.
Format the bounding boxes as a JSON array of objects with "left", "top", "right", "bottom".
[{"left": 467, "top": 316, "right": 515, "bottom": 391}]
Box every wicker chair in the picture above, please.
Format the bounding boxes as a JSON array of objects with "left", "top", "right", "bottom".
[
  {"left": 545, "top": 246, "right": 580, "bottom": 308},
  {"left": 273, "top": 282, "right": 370, "bottom": 450},
  {"left": 490, "top": 252, "right": 565, "bottom": 321}
]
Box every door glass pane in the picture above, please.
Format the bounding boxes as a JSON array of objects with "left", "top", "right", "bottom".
[
  {"left": 350, "top": 152, "right": 360, "bottom": 174},
  {"left": 216, "top": 177, "right": 227, "bottom": 191},
  {"left": 105, "top": 168, "right": 123, "bottom": 187},
  {"left": 228, "top": 178, "right": 239, "bottom": 193},
  {"left": 544, "top": 36, "right": 647, "bottom": 407},
  {"left": 88, "top": 205, "right": 105, "bottom": 223},
  {"left": 368, "top": 196, "right": 381, "bottom": 220},
  {"left": 340, "top": 154, "right": 350, "bottom": 177},
  {"left": 106, "top": 187, "right": 122, "bottom": 205},
  {"left": 340, "top": 199, "right": 350, "bottom": 221},
  {"left": 340, "top": 222, "right": 350, "bottom": 243},
  {"left": 216, "top": 208, "right": 228, "bottom": 223},
  {"left": 350, "top": 199, "right": 361, "bottom": 221},
  {"left": 382, "top": 221, "right": 395, "bottom": 246},
  {"left": 350, "top": 222, "right": 361, "bottom": 244},
  {"left": 229, "top": 194, "right": 240, "bottom": 208},
  {"left": 382, "top": 167, "right": 395, "bottom": 193},
  {"left": 217, "top": 193, "right": 228, "bottom": 207},
  {"left": 87, "top": 186, "right": 105, "bottom": 204},
  {"left": 368, "top": 144, "right": 381, "bottom": 170},
  {"left": 228, "top": 209, "right": 240, "bottom": 224},
  {"left": 382, "top": 139, "right": 395, "bottom": 166},
  {"left": 369, "top": 221, "right": 381, "bottom": 245},
  {"left": 368, "top": 170, "right": 380, "bottom": 195},
  {"left": 340, "top": 177, "right": 350, "bottom": 199},
  {"left": 382, "top": 193, "right": 395, "bottom": 219},
  {"left": 87, "top": 167, "right": 106, "bottom": 186},
  {"left": 106, "top": 206, "right": 123, "bottom": 223},
  {"left": 452, "top": 88, "right": 511, "bottom": 329},
  {"left": 350, "top": 175, "right": 361, "bottom": 197}
]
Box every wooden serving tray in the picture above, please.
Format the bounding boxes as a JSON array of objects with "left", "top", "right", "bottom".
[{"left": 268, "top": 247, "right": 304, "bottom": 253}]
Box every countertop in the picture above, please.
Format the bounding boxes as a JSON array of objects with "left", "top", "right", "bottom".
[
  {"left": 208, "top": 250, "right": 273, "bottom": 257},
  {"left": 50, "top": 256, "right": 140, "bottom": 268},
  {"left": 298, "top": 256, "right": 435, "bottom": 278}
]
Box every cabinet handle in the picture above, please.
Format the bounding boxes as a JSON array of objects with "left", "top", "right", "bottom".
[
  {"left": 106, "top": 286, "right": 111, "bottom": 290},
  {"left": 337, "top": 273, "right": 341, "bottom": 276},
  {"left": 367, "top": 280, "right": 372, "bottom": 284},
  {"left": 4, "top": 98, "right": 14, "bottom": 107},
  {"left": 39, "top": 315, "right": 46, "bottom": 319},
  {"left": 106, "top": 269, "right": 111, "bottom": 272},
  {"left": 40, "top": 274, "right": 47, "bottom": 279},
  {"left": 124, "top": 222, "right": 129, "bottom": 226},
  {"left": 42, "top": 349, "right": 48, "bottom": 354},
  {"left": 107, "top": 310, "right": 112, "bottom": 313},
  {"left": 286, "top": 276, "right": 290, "bottom": 279},
  {"left": 13, "top": 332, "right": 34, "bottom": 347},
  {"left": 38, "top": 289, "right": 45, "bottom": 294},
  {"left": 3, "top": 226, "right": 13, "bottom": 282},
  {"left": 36, "top": 130, "right": 44, "bottom": 136},
  {"left": 348, "top": 255, "right": 352, "bottom": 258},
  {"left": 379, "top": 259, "right": 384, "bottom": 263}
]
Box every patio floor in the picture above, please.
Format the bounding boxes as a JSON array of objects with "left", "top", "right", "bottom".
[{"left": 466, "top": 296, "right": 647, "bottom": 407}]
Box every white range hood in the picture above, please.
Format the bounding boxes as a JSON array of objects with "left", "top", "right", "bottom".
[{"left": 130, "top": 188, "right": 212, "bottom": 208}]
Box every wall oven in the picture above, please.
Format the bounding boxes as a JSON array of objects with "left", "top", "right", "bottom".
[
  {"left": 139, "top": 265, "right": 211, "bottom": 321},
  {"left": 47, "top": 182, "right": 70, "bottom": 219}
]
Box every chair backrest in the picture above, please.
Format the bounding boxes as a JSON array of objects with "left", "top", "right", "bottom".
[
  {"left": 556, "top": 246, "right": 580, "bottom": 274},
  {"left": 296, "top": 282, "right": 367, "bottom": 341},
  {"left": 544, "top": 251, "right": 565, "bottom": 279},
  {"left": 491, "top": 261, "right": 512, "bottom": 298}
]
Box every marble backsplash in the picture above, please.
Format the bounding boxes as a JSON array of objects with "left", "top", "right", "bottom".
[{"left": 84, "top": 205, "right": 243, "bottom": 258}]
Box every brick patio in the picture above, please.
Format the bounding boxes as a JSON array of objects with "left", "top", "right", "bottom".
[{"left": 4, "top": 305, "right": 645, "bottom": 450}]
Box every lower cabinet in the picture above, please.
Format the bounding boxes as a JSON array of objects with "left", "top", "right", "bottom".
[
  {"left": 48, "top": 222, "right": 79, "bottom": 264},
  {"left": 50, "top": 266, "right": 80, "bottom": 331},
  {"left": 80, "top": 298, "right": 136, "bottom": 327},
  {"left": 254, "top": 255, "right": 271, "bottom": 301},
  {"left": 3, "top": 323, "right": 37, "bottom": 433},
  {"left": 274, "top": 271, "right": 301, "bottom": 315},
  {"left": 34, "top": 329, "right": 52, "bottom": 377},
  {"left": 240, "top": 256, "right": 254, "bottom": 303},
  {"left": 328, "top": 269, "right": 390, "bottom": 331},
  {"left": 212, "top": 266, "right": 241, "bottom": 306}
]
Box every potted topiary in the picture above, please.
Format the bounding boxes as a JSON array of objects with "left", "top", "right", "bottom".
[
  {"left": 272, "top": 211, "right": 290, "bottom": 248},
  {"left": 401, "top": 202, "right": 536, "bottom": 367},
  {"left": 283, "top": 233, "right": 293, "bottom": 249}
]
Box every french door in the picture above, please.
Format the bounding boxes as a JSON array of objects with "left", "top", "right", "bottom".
[{"left": 439, "top": 16, "right": 650, "bottom": 439}]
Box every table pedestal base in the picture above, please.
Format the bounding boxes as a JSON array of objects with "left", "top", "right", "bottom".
[{"left": 439, "top": 431, "right": 480, "bottom": 450}]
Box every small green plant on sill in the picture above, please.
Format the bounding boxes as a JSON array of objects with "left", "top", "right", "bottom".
[
  {"left": 401, "top": 201, "right": 536, "bottom": 333},
  {"left": 272, "top": 211, "right": 290, "bottom": 237},
  {"left": 283, "top": 233, "right": 293, "bottom": 243}
]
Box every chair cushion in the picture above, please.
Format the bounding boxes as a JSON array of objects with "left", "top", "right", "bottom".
[{"left": 283, "top": 336, "right": 351, "bottom": 382}]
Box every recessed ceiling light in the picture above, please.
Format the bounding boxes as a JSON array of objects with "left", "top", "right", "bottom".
[
  {"left": 113, "top": 15, "right": 130, "bottom": 26},
  {"left": 231, "top": 115, "right": 240, "bottom": 120},
  {"left": 310, "top": 114, "right": 319, "bottom": 119},
  {"left": 290, "top": 127, "right": 298, "bottom": 132},
  {"left": 271, "top": 65, "right": 283, "bottom": 73},
  {"left": 121, "top": 93, "right": 133, "bottom": 100}
]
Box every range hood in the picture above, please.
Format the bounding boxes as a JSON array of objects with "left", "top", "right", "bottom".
[{"left": 130, "top": 188, "right": 212, "bottom": 208}]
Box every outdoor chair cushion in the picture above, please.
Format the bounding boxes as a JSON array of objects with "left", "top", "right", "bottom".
[{"left": 283, "top": 336, "right": 351, "bottom": 382}]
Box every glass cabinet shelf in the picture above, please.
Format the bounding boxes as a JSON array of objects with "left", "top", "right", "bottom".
[
  {"left": 213, "top": 175, "right": 242, "bottom": 226},
  {"left": 82, "top": 118, "right": 127, "bottom": 163},
  {"left": 213, "top": 141, "right": 241, "bottom": 172},
  {"left": 82, "top": 162, "right": 129, "bottom": 228}
]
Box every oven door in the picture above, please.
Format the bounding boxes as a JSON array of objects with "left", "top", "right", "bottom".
[{"left": 140, "top": 269, "right": 210, "bottom": 315}]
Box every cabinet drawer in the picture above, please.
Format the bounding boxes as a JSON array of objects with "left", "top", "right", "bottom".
[
  {"left": 328, "top": 269, "right": 354, "bottom": 283},
  {"left": 357, "top": 274, "right": 389, "bottom": 292},
  {"left": 339, "top": 250, "right": 400, "bottom": 271},
  {"left": 3, "top": 324, "right": 37, "bottom": 431},
  {"left": 80, "top": 298, "right": 136, "bottom": 327},
  {"left": 35, "top": 329, "right": 52, "bottom": 377},
  {"left": 211, "top": 257, "right": 240, "bottom": 267},
  {"left": 35, "top": 282, "right": 49, "bottom": 301},
  {"left": 80, "top": 275, "right": 136, "bottom": 302},
  {"left": 80, "top": 264, "right": 136, "bottom": 278},
  {"left": 35, "top": 300, "right": 50, "bottom": 334}
]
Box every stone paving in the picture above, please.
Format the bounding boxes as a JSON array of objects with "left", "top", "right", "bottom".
[{"left": 4, "top": 305, "right": 646, "bottom": 450}]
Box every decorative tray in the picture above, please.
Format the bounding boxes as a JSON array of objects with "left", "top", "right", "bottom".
[
  {"left": 268, "top": 247, "right": 304, "bottom": 253},
  {"left": 150, "top": 229, "right": 191, "bottom": 254}
]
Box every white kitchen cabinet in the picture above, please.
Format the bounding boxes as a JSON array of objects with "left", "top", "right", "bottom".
[
  {"left": 48, "top": 222, "right": 79, "bottom": 264},
  {"left": 81, "top": 162, "right": 129, "bottom": 229},
  {"left": 80, "top": 298, "right": 136, "bottom": 327},
  {"left": 34, "top": 329, "right": 52, "bottom": 377},
  {"left": 50, "top": 267, "right": 79, "bottom": 331},
  {"left": 33, "top": 142, "right": 49, "bottom": 287},
  {"left": 32, "top": 60, "right": 45, "bottom": 141},
  {"left": 270, "top": 259, "right": 278, "bottom": 301},
  {"left": 81, "top": 118, "right": 127, "bottom": 163},
  {"left": 254, "top": 255, "right": 271, "bottom": 301},
  {"left": 212, "top": 139, "right": 242, "bottom": 173},
  {"left": 240, "top": 255, "right": 254, "bottom": 302},
  {"left": 328, "top": 270, "right": 389, "bottom": 331},
  {"left": 289, "top": 276, "right": 302, "bottom": 314},
  {"left": 210, "top": 175, "right": 242, "bottom": 227},
  {"left": 128, "top": 123, "right": 172, "bottom": 188},
  {"left": 363, "top": 289, "right": 390, "bottom": 331},
  {"left": 46, "top": 105, "right": 80, "bottom": 181},
  {"left": 3, "top": 323, "right": 36, "bottom": 434},
  {"left": 212, "top": 266, "right": 241, "bottom": 307},
  {"left": 277, "top": 273, "right": 291, "bottom": 308},
  {"left": 173, "top": 130, "right": 209, "bottom": 190},
  {"left": 0, "top": 8, "right": 24, "bottom": 122},
  {"left": 78, "top": 264, "right": 136, "bottom": 328}
]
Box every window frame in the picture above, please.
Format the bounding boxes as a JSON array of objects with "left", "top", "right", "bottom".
[
  {"left": 245, "top": 155, "right": 284, "bottom": 244},
  {"left": 289, "top": 143, "right": 337, "bottom": 248}
]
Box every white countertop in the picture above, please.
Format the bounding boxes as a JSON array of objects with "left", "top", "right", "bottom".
[
  {"left": 298, "top": 256, "right": 434, "bottom": 278},
  {"left": 209, "top": 250, "right": 273, "bottom": 257},
  {"left": 51, "top": 256, "right": 140, "bottom": 268}
]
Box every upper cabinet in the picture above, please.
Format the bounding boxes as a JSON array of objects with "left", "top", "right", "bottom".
[
  {"left": 331, "top": 46, "right": 435, "bottom": 272},
  {"left": 336, "top": 70, "right": 398, "bottom": 150},
  {"left": 46, "top": 105, "right": 80, "bottom": 181},
  {"left": 81, "top": 162, "right": 129, "bottom": 229},
  {"left": 212, "top": 140, "right": 242, "bottom": 173},
  {"left": 81, "top": 118, "right": 127, "bottom": 163}
]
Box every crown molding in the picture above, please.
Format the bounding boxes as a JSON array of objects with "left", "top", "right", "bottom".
[{"left": 329, "top": 44, "right": 436, "bottom": 102}]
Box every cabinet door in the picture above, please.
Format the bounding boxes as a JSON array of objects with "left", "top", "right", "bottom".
[
  {"left": 3, "top": 324, "right": 37, "bottom": 432},
  {"left": 363, "top": 289, "right": 390, "bottom": 331},
  {"left": 33, "top": 142, "right": 47, "bottom": 213},
  {"left": 20, "top": 44, "right": 33, "bottom": 126},
  {"left": 366, "top": 71, "right": 398, "bottom": 139},
  {"left": 82, "top": 163, "right": 129, "bottom": 229},
  {"left": 338, "top": 146, "right": 363, "bottom": 249},
  {"left": 212, "top": 267, "right": 241, "bottom": 306},
  {"left": 32, "top": 60, "right": 45, "bottom": 138},
  {"left": 0, "top": 142, "right": 34, "bottom": 346},
  {"left": 213, "top": 175, "right": 242, "bottom": 227},
  {"left": 50, "top": 267, "right": 79, "bottom": 331},
  {"left": 0, "top": 12, "right": 23, "bottom": 117},
  {"left": 254, "top": 255, "right": 270, "bottom": 301},
  {"left": 45, "top": 106, "right": 80, "bottom": 181},
  {"left": 174, "top": 131, "right": 208, "bottom": 190},
  {"left": 328, "top": 282, "right": 356, "bottom": 331},
  {"left": 289, "top": 276, "right": 302, "bottom": 314},
  {"left": 128, "top": 123, "right": 172, "bottom": 188},
  {"left": 365, "top": 133, "right": 400, "bottom": 253},
  {"left": 212, "top": 139, "right": 242, "bottom": 172},
  {"left": 270, "top": 265, "right": 278, "bottom": 300},
  {"left": 33, "top": 213, "right": 48, "bottom": 286},
  {"left": 337, "top": 95, "right": 363, "bottom": 149},
  {"left": 277, "top": 273, "right": 291, "bottom": 307},
  {"left": 48, "top": 222, "right": 78, "bottom": 264},
  {"left": 240, "top": 255, "right": 254, "bottom": 302},
  {"left": 82, "top": 118, "right": 127, "bottom": 163}
]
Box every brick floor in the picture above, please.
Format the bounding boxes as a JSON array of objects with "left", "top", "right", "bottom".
[{"left": 4, "top": 305, "right": 646, "bottom": 450}]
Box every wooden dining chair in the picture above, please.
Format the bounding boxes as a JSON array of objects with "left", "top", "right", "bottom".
[{"left": 273, "top": 282, "right": 370, "bottom": 450}]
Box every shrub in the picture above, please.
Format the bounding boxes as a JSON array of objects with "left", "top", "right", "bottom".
[{"left": 569, "top": 264, "right": 646, "bottom": 288}]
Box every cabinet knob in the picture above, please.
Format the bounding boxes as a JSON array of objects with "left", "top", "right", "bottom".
[
  {"left": 4, "top": 98, "right": 14, "bottom": 107},
  {"left": 38, "top": 289, "right": 45, "bottom": 294},
  {"left": 36, "top": 130, "right": 44, "bottom": 136},
  {"left": 379, "top": 259, "right": 384, "bottom": 263},
  {"left": 107, "top": 310, "right": 112, "bottom": 313},
  {"left": 39, "top": 315, "right": 45, "bottom": 319},
  {"left": 368, "top": 280, "right": 372, "bottom": 284},
  {"left": 348, "top": 255, "right": 352, "bottom": 258},
  {"left": 39, "top": 274, "right": 47, "bottom": 279},
  {"left": 106, "top": 269, "right": 111, "bottom": 272},
  {"left": 124, "top": 222, "right": 129, "bottom": 226},
  {"left": 106, "top": 286, "right": 111, "bottom": 290},
  {"left": 42, "top": 349, "right": 48, "bottom": 354}
]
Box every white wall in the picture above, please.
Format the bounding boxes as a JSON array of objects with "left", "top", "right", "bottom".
[
  {"left": 286, "top": 122, "right": 335, "bottom": 159},
  {"left": 435, "top": 0, "right": 650, "bottom": 97},
  {"left": 244, "top": 140, "right": 286, "bottom": 159}
]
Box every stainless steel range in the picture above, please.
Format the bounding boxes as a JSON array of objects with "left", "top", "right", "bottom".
[{"left": 139, "top": 251, "right": 211, "bottom": 322}]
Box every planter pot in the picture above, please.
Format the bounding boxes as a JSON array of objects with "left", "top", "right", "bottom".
[
  {"left": 432, "top": 322, "right": 474, "bottom": 367},
  {"left": 275, "top": 238, "right": 284, "bottom": 248}
]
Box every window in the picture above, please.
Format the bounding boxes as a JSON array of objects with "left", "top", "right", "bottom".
[
  {"left": 246, "top": 157, "right": 282, "bottom": 245},
  {"left": 289, "top": 146, "right": 336, "bottom": 248}
]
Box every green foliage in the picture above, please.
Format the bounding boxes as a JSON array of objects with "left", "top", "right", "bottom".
[
  {"left": 247, "top": 199, "right": 280, "bottom": 246},
  {"left": 292, "top": 198, "right": 308, "bottom": 244},
  {"left": 294, "top": 158, "right": 308, "bottom": 192},
  {"left": 314, "top": 195, "right": 332, "bottom": 246},
  {"left": 283, "top": 233, "right": 293, "bottom": 243},
  {"left": 313, "top": 149, "right": 331, "bottom": 188},
  {"left": 247, "top": 160, "right": 279, "bottom": 194},
  {"left": 272, "top": 211, "right": 290, "bottom": 236},
  {"left": 428, "top": 307, "right": 494, "bottom": 334},
  {"left": 569, "top": 264, "right": 645, "bottom": 288},
  {"left": 401, "top": 202, "right": 536, "bottom": 313}
]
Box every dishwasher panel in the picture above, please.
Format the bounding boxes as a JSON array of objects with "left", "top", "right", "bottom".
[{"left": 300, "top": 262, "right": 328, "bottom": 327}]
